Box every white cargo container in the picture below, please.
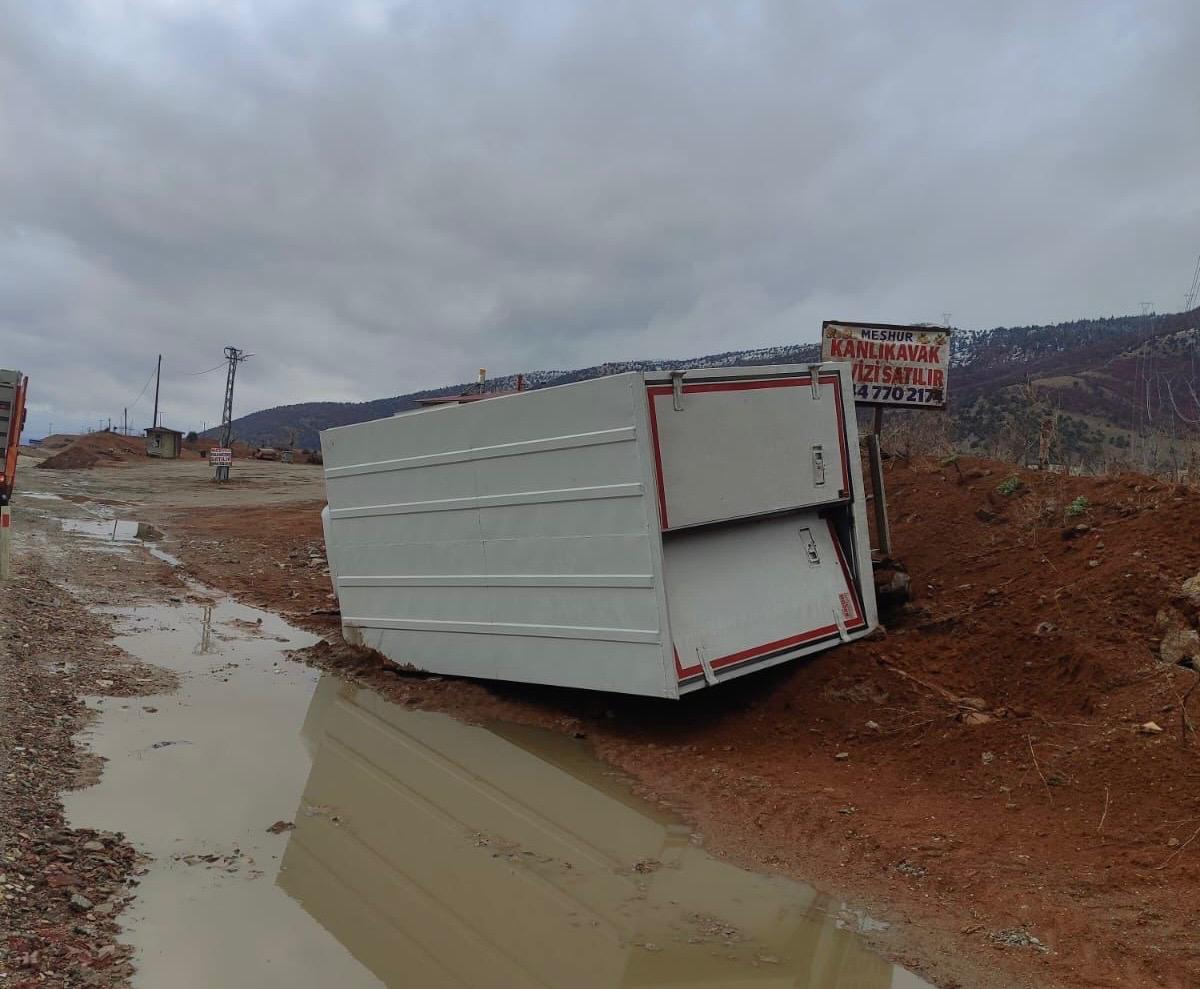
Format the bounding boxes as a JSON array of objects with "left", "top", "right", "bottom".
[{"left": 320, "top": 364, "right": 877, "bottom": 698}]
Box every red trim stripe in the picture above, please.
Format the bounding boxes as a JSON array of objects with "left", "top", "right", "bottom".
[{"left": 674, "top": 647, "right": 702, "bottom": 680}]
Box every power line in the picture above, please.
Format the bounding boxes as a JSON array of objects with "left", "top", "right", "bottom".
[
  {"left": 127, "top": 364, "right": 157, "bottom": 412},
  {"left": 189, "top": 362, "right": 228, "bottom": 376}
]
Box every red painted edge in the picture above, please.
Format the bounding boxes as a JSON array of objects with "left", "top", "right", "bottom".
[
  {"left": 645, "top": 386, "right": 670, "bottom": 529},
  {"left": 825, "top": 516, "right": 865, "bottom": 625},
  {"left": 646, "top": 374, "right": 851, "bottom": 531},
  {"left": 674, "top": 647, "right": 701, "bottom": 679}
]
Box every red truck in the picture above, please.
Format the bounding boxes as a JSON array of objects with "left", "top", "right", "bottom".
[{"left": 1, "top": 369, "right": 29, "bottom": 506}]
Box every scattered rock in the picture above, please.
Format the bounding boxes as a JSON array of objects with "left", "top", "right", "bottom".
[
  {"left": 961, "top": 711, "right": 993, "bottom": 726},
  {"left": 874, "top": 569, "right": 911, "bottom": 610},
  {"left": 265, "top": 820, "right": 295, "bottom": 834},
  {"left": 981, "top": 751, "right": 995, "bottom": 765},
  {"left": 1034, "top": 621, "right": 1057, "bottom": 636},
  {"left": 1159, "top": 625, "right": 1200, "bottom": 667},
  {"left": 69, "top": 893, "right": 94, "bottom": 913},
  {"left": 81, "top": 840, "right": 105, "bottom": 852},
  {"left": 989, "top": 928, "right": 1049, "bottom": 952},
  {"left": 1182, "top": 572, "right": 1200, "bottom": 607},
  {"left": 834, "top": 751, "right": 850, "bottom": 761},
  {"left": 1139, "top": 721, "right": 1164, "bottom": 734}
]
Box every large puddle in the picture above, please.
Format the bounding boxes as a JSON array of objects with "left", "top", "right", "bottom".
[
  {"left": 66, "top": 596, "right": 932, "bottom": 988},
  {"left": 59, "top": 516, "right": 182, "bottom": 566}
]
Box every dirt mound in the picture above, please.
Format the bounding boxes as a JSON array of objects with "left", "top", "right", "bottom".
[{"left": 37, "top": 433, "right": 147, "bottom": 470}]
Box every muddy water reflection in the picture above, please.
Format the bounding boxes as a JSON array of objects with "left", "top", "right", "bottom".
[
  {"left": 66, "top": 595, "right": 930, "bottom": 988},
  {"left": 283, "top": 677, "right": 932, "bottom": 988}
]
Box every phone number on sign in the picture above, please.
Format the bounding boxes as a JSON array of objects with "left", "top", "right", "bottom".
[{"left": 853, "top": 384, "right": 942, "bottom": 404}]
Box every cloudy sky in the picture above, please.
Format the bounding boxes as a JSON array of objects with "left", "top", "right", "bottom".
[{"left": 2, "top": 0, "right": 1198, "bottom": 437}]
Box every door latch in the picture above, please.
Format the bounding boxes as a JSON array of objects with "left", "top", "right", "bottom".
[
  {"left": 798, "top": 527, "right": 820, "bottom": 566},
  {"left": 812, "top": 444, "right": 826, "bottom": 485}
]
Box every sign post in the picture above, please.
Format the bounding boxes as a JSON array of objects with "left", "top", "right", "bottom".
[
  {"left": 210, "top": 447, "right": 233, "bottom": 482},
  {"left": 822, "top": 321, "right": 952, "bottom": 558}
]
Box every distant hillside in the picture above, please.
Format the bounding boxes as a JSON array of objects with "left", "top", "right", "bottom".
[
  {"left": 204, "top": 343, "right": 823, "bottom": 450},
  {"left": 211, "top": 309, "right": 1200, "bottom": 471}
]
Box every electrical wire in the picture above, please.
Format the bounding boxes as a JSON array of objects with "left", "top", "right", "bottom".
[{"left": 127, "top": 365, "right": 157, "bottom": 412}]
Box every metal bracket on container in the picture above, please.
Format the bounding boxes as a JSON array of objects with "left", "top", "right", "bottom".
[
  {"left": 812, "top": 445, "right": 826, "bottom": 486},
  {"left": 670, "top": 370, "right": 686, "bottom": 411},
  {"left": 807, "top": 363, "right": 824, "bottom": 399},
  {"left": 832, "top": 604, "right": 851, "bottom": 643},
  {"left": 695, "top": 647, "right": 718, "bottom": 686}
]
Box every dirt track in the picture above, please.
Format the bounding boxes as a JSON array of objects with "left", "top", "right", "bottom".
[{"left": 6, "top": 453, "right": 1200, "bottom": 988}]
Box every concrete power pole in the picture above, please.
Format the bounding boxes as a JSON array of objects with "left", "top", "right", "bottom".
[
  {"left": 215, "top": 346, "right": 250, "bottom": 482},
  {"left": 151, "top": 354, "right": 162, "bottom": 429}
]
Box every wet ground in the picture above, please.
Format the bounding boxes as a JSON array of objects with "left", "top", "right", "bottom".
[
  {"left": 0, "top": 471, "right": 937, "bottom": 987},
  {"left": 22, "top": 454, "right": 1200, "bottom": 988},
  {"left": 61, "top": 584, "right": 930, "bottom": 988}
]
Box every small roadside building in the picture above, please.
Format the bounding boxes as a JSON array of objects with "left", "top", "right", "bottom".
[{"left": 145, "top": 426, "right": 183, "bottom": 459}]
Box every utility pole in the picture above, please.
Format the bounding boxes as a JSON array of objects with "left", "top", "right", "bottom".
[
  {"left": 152, "top": 354, "right": 162, "bottom": 429},
  {"left": 123, "top": 408, "right": 127, "bottom": 436},
  {"left": 215, "top": 346, "right": 250, "bottom": 482},
  {"left": 1185, "top": 255, "right": 1200, "bottom": 311}
]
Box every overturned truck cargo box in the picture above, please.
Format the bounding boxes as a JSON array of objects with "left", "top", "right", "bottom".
[{"left": 319, "top": 364, "right": 877, "bottom": 698}]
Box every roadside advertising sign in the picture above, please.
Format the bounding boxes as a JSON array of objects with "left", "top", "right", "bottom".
[{"left": 821, "top": 321, "right": 951, "bottom": 409}]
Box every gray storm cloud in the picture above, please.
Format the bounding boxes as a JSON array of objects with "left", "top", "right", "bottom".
[{"left": 1, "top": 0, "right": 1197, "bottom": 435}]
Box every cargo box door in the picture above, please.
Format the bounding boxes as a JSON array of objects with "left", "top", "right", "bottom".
[
  {"left": 663, "top": 513, "right": 865, "bottom": 687},
  {"left": 646, "top": 371, "right": 850, "bottom": 531}
]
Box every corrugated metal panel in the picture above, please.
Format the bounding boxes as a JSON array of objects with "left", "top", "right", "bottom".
[
  {"left": 321, "top": 374, "right": 672, "bottom": 696},
  {"left": 665, "top": 511, "right": 865, "bottom": 688},
  {"left": 645, "top": 370, "right": 849, "bottom": 530}
]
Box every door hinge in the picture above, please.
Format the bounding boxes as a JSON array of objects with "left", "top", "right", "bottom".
[
  {"left": 808, "top": 363, "right": 824, "bottom": 399},
  {"left": 670, "top": 370, "right": 686, "bottom": 411}
]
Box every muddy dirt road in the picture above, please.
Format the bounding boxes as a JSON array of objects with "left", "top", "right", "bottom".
[{"left": 5, "top": 454, "right": 1200, "bottom": 988}]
